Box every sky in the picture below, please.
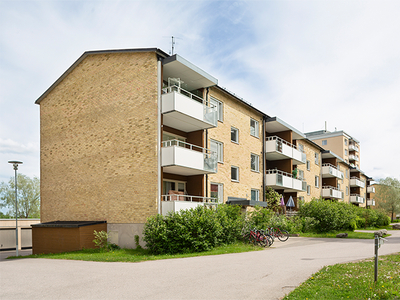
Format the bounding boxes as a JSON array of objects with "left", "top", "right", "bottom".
[{"left": 1, "top": 0, "right": 400, "bottom": 185}]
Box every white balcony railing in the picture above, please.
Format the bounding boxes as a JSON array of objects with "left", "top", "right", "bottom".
[
  {"left": 265, "top": 136, "right": 306, "bottom": 165},
  {"left": 322, "top": 186, "right": 343, "bottom": 199},
  {"left": 367, "top": 186, "right": 375, "bottom": 193},
  {"left": 162, "top": 86, "right": 217, "bottom": 132},
  {"left": 349, "top": 144, "right": 359, "bottom": 152},
  {"left": 367, "top": 199, "right": 375, "bottom": 206},
  {"left": 321, "top": 163, "right": 344, "bottom": 179},
  {"left": 265, "top": 169, "right": 306, "bottom": 192},
  {"left": 350, "top": 194, "right": 364, "bottom": 204},
  {"left": 349, "top": 154, "right": 359, "bottom": 161},
  {"left": 161, "top": 194, "right": 219, "bottom": 215},
  {"left": 350, "top": 177, "right": 365, "bottom": 188},
  {"left": 161, "top": 140, "right": 217, "bottom": 175}
]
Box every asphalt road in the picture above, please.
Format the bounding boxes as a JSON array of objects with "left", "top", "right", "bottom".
[{"left": 1, "top": 231, "right": 399, "bottom": 300}]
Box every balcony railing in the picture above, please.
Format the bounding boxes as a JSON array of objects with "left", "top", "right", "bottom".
[
  {"left": 367, "top": 199, "right": 375, "bottom": 206},
  {"left": 350, "top": 177, "right": 365, "bottom": 188},
  {"left": 321, "top": 163, "right": 344, "bottom": 179},
  {"left": 161, "top": 86, "right": 217, "bottom": 132},
  {"left": 349, "top": 144, "right": 359, "bottom": 152},
  {"left": 265, "top": 169, "right": 306, "bottom": 192},
  {"left": 265, "top": 136, "right": 306, "bottom": 165},
  {"left": 161, "top": 140, "right": 217, "bottom": 175},
  {"left": 161, "top": 194, "right": 218, "bottom": 215},
  {"left": 322, "top": 186, "right": 343, "bottom": 199},
  {"left": 349, "top": 154, "right": 359, "bottom": 161},
  {"left": 367, "top": 186, "right": 375, "bottom": 193},
  {"left": 350, "top": 194, "right": 364, "bottom": 204}
]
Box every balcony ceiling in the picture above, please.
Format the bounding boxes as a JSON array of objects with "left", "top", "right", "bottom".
[
  {"left": 163, "top": 111, "right": 215, "bottom": 132},
  {"left": 163, "top": 166, "right": 211, "bottom": 176},
  {"left": 163, "top": 55, "right": 218, "bottom": 91},
  {"left": 266, "top": 117, "right": 305, "bottom": 140}
]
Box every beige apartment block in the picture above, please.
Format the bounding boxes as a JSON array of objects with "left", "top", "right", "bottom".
[
  {"left": 207, "top": 87, "right": 264, "bottom": 203},
  {"left": 297, "top": 139, "right": 322, "bottom": 202},
  {"left": 339, "top": 161, "right": 350, "bottom": 203}
]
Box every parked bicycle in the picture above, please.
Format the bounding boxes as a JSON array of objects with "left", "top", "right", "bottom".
[
  {"left": 266, "top": 227, "right": 289, "bottom": 242},
  {"left": 242, "top": 227, "right": 274, "bottom": 247}
]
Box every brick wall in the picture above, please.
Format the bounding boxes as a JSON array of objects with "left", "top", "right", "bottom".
[{"left": 39, "top": 52, "right": 159, "bottom": 224}]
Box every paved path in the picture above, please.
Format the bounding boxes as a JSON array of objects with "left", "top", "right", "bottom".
[{"left": 1, "top": 231, "right": 399, "bottom": 300}]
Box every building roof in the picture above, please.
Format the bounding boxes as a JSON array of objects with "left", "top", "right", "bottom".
[{"left": 305, "top": 130, "right": 360, "bottom": 143}]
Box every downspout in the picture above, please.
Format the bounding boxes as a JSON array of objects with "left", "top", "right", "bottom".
[
  {"left": 205, "top": 87, "right": 210, "bottom": 199},
  {"left": 262, "top": 116, "right": 266, "bottom": 202},
  {"left": 157, "top": 58, "right": 162, "bottom": 214}
]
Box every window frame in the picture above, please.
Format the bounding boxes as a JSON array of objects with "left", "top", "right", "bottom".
[
  {"left": 210, "top": 97, "right": 223, "bottom": 122},
  {"left": 322, "top": 140, "right": 327, "bottom": 146},
  {"left": 250, "top": 118, "right": 259, "bottom": 138},
  {"left": 315, "top": 175, "right": 319, "bottom": 188},
  {"left": 315, "top": 152, "right": 319, "bottom": 165},
  {"left": 210, "top": 182, "right": 224, "bottom": 203},
  {"left": 231, "top": 166, "right": 239, "bottom": 182},
  {"left": 307, "top": 185, "right": 311, "bottom": 195},
  {"left": 250, "top": 153, "right": 259, "bottom": 172},
  {"left": 251, "top": 189, "right": 260, "bottom": 201},
  {"left": 306, "top": 160, "right": 311, "bottom": 171},
  {"left": 210, "top": 139, "right": 224, "bottom": 163},
  {"left": 231, "top": 127, "right": 239, "bottom": 144}
]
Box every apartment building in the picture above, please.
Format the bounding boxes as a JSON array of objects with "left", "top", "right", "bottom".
[{"left": 34, "top": 48, "right": 375, "bottom": 251}]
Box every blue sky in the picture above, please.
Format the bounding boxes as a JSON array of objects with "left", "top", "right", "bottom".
[{"left": 1, "top": 0, "right": 400, "bottom": 184}]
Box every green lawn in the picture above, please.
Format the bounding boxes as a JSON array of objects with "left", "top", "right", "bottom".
[
  {"left": 9, "top": 242, "right": 264, "bottom": 262},
  {"left": 283, "top": 253, "right": 400, "bottom": 300},
  {"left": 298, "top": 231, "right": 381, "bottom": 239}
]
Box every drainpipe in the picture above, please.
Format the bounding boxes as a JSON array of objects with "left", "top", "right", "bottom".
[
  {"left": 157, "top": 58, "right": 162, "bottom": 214},
  {"left": 262, "top": 116, "right": 266, "bottom": 201},
  {"left": 205, "top": 87, "right": 209, "bottom": 198}
]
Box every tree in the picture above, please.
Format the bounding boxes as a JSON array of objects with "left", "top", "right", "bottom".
[
  {"left": 375, "top": 177, "right": 400, "bottom": 222},
  {"left": 265, "top": 186, "right": 282, "bottom": 212},
  {"left": 0, "top": 174, "right": 40, "bottom": 218}
]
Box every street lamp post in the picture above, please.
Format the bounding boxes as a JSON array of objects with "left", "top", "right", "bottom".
[{"left": 8, "top": 160, "right": 23, "bottom": 256}]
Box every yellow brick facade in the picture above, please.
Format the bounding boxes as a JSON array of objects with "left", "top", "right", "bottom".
[
  {"left": 207, "top": 88, "right": 264, "bottom": 202},
  {"left": 39, "top": 52, "right": 159, "bottom": 224}
]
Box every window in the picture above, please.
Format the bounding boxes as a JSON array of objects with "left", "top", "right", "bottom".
[
  {"left": 346, "top": 186, "right": 349, "bottom": 196},
  {"left": 345, "top": 149, "right": 348, "bottom": 156},
  {"left": 298, "top": 170, "right": 304, "bottom": 180},
  {"left": 322, "top": 140, "right": 327, "bottom": 146},
  {"left": 250, "top": 119, "right": 259, "bottom": 138},
  {"left": 346, "top": 169, "right": 349, "bottom": 178},
  {"left": 210, "top": 97, "right": 223, "bottom": 122},
  {"left": 163, "top": 132, "right": 186, "bottom": 142},
  {"left": 251, "top": 189, "right": 260, "bottom": 201},
  {"left": 251, "top": 153, "right": 259, "bottom": 172},
  {"left": 345, "top": 139, "right": 348, "bottom": 146},
  {"left": 315, "top": 176, "right": 319, "bottom": 188},
  {"left": 306, "top": 160, "right": 310, "bottom": 171},
  {"left": 315, "top": 152, "right": 319, "bottom": 165},
  {"left": 210, "top": 139, "right": 223, "bottom": 163},
  {"left": 211, "top": 182, "right": 223, "bottom": 202},
  {"left": 231, "top": 127, "right": 239, "bottom": 143},
  {"left": 307, "top": 185, "right": 311, "bottom": 195},
  {"left": 231, "top": 166, "right": 239, "bottom": 182},
  {"left": 163, "top": 180, "right": 186, "bottom": 199},
  {"left": 298, "top": 144, "right": 304, "bottom": 152},
  {"left": 338, "top": 183, "right": 341, "bottom": 190}
]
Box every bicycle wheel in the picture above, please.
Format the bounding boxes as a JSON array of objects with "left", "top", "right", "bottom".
[
  {"left": 265, "top": 234, "right": 274, "bottom": 247},
  {"left": 277, "top": 230, "right": 289, "bottom": 242},
  {"left": 257, "top": 234, "right": 268, "bottom": 247}
]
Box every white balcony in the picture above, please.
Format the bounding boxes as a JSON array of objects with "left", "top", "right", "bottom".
[
  {"left": 321, "top": 163, "right": 344, "bottom": 179},
  {"left": 322, "top": 186, "right": 343, "bottom": 199},
  {"left": 349, "top": 154, "right": 359, "bottom": 162},
  {"left": 350, "top": 194, "right": 364, "bottom": 204},
  {"left": 349, "top": 144, "right": 359, "bottom": 152},
  {"left": 161, "top": 194, "right": 218, "bottom": 216},
  {"left": 265, "top": 169, "right": 306, "bottom": 192},
  {"left": 161, "top": 140, "right": 217, "bottom": 176},
  {"left": 162, "top": 86, "right": 217, "bottom": 132},
  {"left": 350, "top": 177, "right": 365, "bottom": 188},
  {"left": 367, "top": 199, "right": 375, "bottom": 206},
  {"left": 265, "top": 136, "right": 306, "bottom": 165},
  {"left": 367, "top": 186, "right": 375, "bottom": 193}
]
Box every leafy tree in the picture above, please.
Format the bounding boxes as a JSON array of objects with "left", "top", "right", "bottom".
[
  {"left": 376, "top": 177, "right": 400, "bottom": 222},
  {"left": 0, "top": 174, "right": 40, "bottom": 218},
  {"left": 265, "top": 186, "right": 282, "bottom": 212}
]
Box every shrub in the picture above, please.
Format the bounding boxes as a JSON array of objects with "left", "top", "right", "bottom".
[{"left": 93, "top": 230, "right": 109, "bottom": 251}]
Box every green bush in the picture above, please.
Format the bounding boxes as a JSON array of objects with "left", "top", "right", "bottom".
[{"left": 143, "top": 205, "right": 244, "bottom": 255}]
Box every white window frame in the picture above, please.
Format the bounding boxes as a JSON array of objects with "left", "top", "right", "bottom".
[
  {"left": 298, "top": 170, "right": 304, "bottom": 180},
  {"left": 307, "top": 185, "right": 311, "bottom": 195},
  {"left": 231, "top": 127, "right": 239, "bottom": 144},
  {"left": 210, "top": 139, "right": 223, "bottom": 163},
  {"left": 163, "top": 180, "right": 186, "bottom": 195},
  {"left": 322, "top": 140, "right": 327, "bottom": 146},
  {"left": 250, "top": 118, "right": 259, "bottom": 138},
  {"left": 306, "top": 160, "right": 310, "bottom": 171},
  {"left": 251, "top": 153, "right": 259, "bottom": 172},
  {"left": 251, "top": 189, "right": 260, "bottom": 201},
  {"left": 346, "top": 186, "right": 349, "bottom": 196},
  {"left": 210, "top": 97, "right": 223, "bottom": 122},
  {"left": 315, "top": 152, "right": 319, "bottom": 165},
  {"left": 345, "top": 149, "right": 348, "bottom": 156},
  {"left": 315, "top": 176, "right": 319, "bottom": 188},
  {"left": 210, "top": 182, "right": 224, "bottom": 203},
  {"left": 231, "top": 166, "right": 239, "bottom": 182}
]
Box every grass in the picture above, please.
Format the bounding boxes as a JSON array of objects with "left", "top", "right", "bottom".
[
  {"left": 8, "top": 242, "right": 264, "bottom": 262},
  {"left": 283, "top": 252, "right": 400, "bottom": 300}
]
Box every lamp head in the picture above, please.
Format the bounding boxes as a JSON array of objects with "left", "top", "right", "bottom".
[{"left": 8, "top": 161, "right": 23, "bottom": 170}]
